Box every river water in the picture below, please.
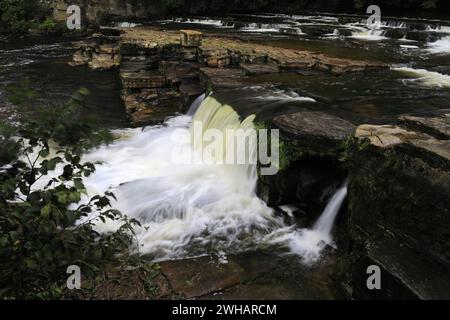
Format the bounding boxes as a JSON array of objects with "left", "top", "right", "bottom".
[{"left": 1, "top": 12, "right": 449, "bottom": 263}]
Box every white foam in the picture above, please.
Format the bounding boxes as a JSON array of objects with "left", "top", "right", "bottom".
[
  {"left": 116, "top": 22, "right": 140, "bottom": 28},
  {"left": 400, "top": 45, "right": 419, "bottom": 49},
  {"left": 248, "top": 86, "right": 316, "bottom": 103},
  {"left": 350, "top": 29, "right": 387, "bottom": 41},
  {"left": 427, "top": 36, "right": 450, "bottom": 54},
  {"left": 80, "top": 98, "right": 328, "bottom": 261},
  {"left": 426, "top": 25, "right": 450, "bottom": 33},
  {"left": 393, "top": 66, "right": 450, "bottom": 88},
  {"left": 170, "top": 18, "right": 234, "bottom": 28}
]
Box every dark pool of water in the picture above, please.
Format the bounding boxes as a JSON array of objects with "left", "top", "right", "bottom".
[{"left": 0, "top": 36, "right": 126, "bottom": 128}]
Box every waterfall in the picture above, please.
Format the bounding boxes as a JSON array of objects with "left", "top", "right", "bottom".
[
  {"left": 80, "top": 95, "right": 346, "bottom": 263},
  {"left": 270, "top": 181, "right": 348, "bottom": 263},
  {"left": 190, "top": 96, "right": 257, "bottom": 182},
  {"left": 313, "top": 182, "right": 348, "bottom": 237},
  {"left": 81, "top": 95, "right": 280, "bottom": 259},
  {"left": 187, "top": 93, "right": 206, "bottom": 116}
]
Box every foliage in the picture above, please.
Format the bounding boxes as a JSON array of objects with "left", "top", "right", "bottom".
[
  {"left": 155, "top": 0, "right": 441, "bottom": 15},
  {"left": 0, "top": 0, "right": 52, "bottom": 35},
  {"left": 38, "top": 17, "right": 57, "bottom": 32},
  {"left": 353, "top": 0, "right": 438, "bottom": 11},
  {"left": 0, "top": 86, "right": 140, "bottom": 299}
]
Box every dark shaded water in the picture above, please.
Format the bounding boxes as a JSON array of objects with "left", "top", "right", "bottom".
[{"left": 0, "top": 37, "right": 126, "bottom": 128}]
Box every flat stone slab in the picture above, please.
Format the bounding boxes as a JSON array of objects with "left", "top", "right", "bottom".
[
  {"left": 366, "top": 233, "right": 450, "bottom": 299},
  {"left": 119, "top": 28, "right": 387, "bottom": 75},
  {"left": 199, "top": 67, "right": 247, "bottom": 88},
  {"left": 240, "top": 63, "right": 280, "bottom": 75},
  {"left": 159, "top": 251, "right": 278, "bottom": 299},
  {"left": 356, "top": 124, "right": 450, "bottom": 162},
  {"left": 273, "top": 111, "right": 356, "bottom": 141},
  {"left": 159, "top": 250, "right": 341, "bottom": 300},
  {"left": 398, "top": 114, "right": 450, "bottom": 140},
  {"left": 121, "top": 70, "right": 167, "bottom": 89}
]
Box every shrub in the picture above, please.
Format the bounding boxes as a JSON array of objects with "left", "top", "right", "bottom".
[{"left": 0, "top": 87, "right": 140, "bottom": 299}]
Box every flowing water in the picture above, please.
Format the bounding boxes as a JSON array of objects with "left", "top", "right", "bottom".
[
  {"left": 80, "top": 96, "right": 340, "bottom": 263},
  {"left": 0, "top": 36, "right": 126, "bottom": 127},
  {"left": 1, "top": 12, "right": 450, "bottom": 264}
]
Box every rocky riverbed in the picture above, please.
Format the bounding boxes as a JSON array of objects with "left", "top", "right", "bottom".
[
  {"left": 63, "top": 25, "right": 450, "bottom": 299},
  {"left": 2, "top": 9, "right": 449, "bottom": 299}
]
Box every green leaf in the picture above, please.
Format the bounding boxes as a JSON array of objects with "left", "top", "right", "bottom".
[{"left": 41, "top": 205, "right": 52, "bottom": 218}]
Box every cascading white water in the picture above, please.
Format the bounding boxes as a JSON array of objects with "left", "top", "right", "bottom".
[
  {"left": 80, "top": 94, "right": 345, "bottom": 262},
  {"left": 266, "top": 181, "right": 348, "bottom": 263},
  {"left": 427, "top": 36, "right": 450, "bottom": 54},
  {"left": 313, "top": 183, "right": 348, "bottom": 240},
  {"left": 393, "top": 66, "right": 450, "bottom": 88},
  {"left": 351, "top": 28, "right": 387, "bottom": 41},
  {"left": 187, "top": 93, "right": 206, "bottom": 116}
]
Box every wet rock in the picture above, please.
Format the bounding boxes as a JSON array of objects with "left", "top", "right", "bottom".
[
  {"left": 160, "top": 61, "right": 200, "bottom": 87},
  {"left": 160, "top": 43, "right": 183, "bottom": 61},
  {"left": 352, "top": 233, "right": 450, "bottom": 299},
  {"left": 69, "top": 49, "right": 91, "bottom": 67},
  {"left": 180, "top": 30, "right": 203, "bottom": 47},
  {"left": 121, "top": 70, "right": 167, "bottom": 89},
  {"left": 160, "top": 250, "right": 341, "bottom": 299},
  {"left": 240, "top": 63, "right": 279, "bottom": 75},
  {"left": 159, "top": 251, "right": 277, "bottom": 299},
  {"left": 69, "top": 37, "right": 120, "bottom": 70},
  {"left": 180, "top": 46, "right": 199, "bottom": 61},
  {"left": 384, "top": 28, "right": 407, "bottom": 39},
  {"left": 257, "top": 112, "right": 354, "bottom": 213},
  {"left": 301, "top": 25, "right": 335, "bottom": 37},
  {"left": 89, "top": 52, "right": 120, "bottom": 70},
  {"left": 356, "top": 124, "right": 450, "bottom": 160},
  {"left": 179, "top": 80, "right": 204, "bottom": 112},
  {"left": 199, "top": 67, "right": 247, "bottom": 89},
  {"left": 123, "top": 89, "right": 181, "bottom": 126},
  {"left": 121, "top": 56, "right": 160, "bottom": 72},
  {"left": 200, "top": 48, "right": 231, "bottom": 68},
  {"left": 336, "top": 28, "right": 352, "bottom": 37},
  {"left": 273, "top": 111, "right": 355, "bottom": 144},
  {"left": 338, "top": 117, "right": 450, "bottom": 299},
  {"left": 408, "top": 22, "right": 428, "bottom": 31},
  {"left": 199, "top": 251, "right": 341, "bottom": 300},
  {"left": 121, "top": 42, "right": 158, "bottom": 56},
  {"left": 398, "top": 114, "right": 450, "bottom": 140},
  {"left": 406, "top": 31, "right": 442, "bottom": 42}
]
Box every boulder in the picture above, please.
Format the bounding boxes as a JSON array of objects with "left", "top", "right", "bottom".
[
  {"left": 180, "top": 30, "right": 203, "bottom": 47},
  {"left": 273, "top": 111, "right": 356, "bottom": 146},
  {"left": 199, "top": 67, "right": 247, "bottom": 89},
  {"left": 337, "top": 117, "right": 450, "bottom": 299},
  {"left": 257, "top": 111, "right": 355, "bottom": 216},
  {"left": 239, "top": 63, "right": 279, "bottom": 75},
  {"left": 121, "top": 70, "right": 167, "bottom": 89},
  {"left": 123, "top": 89, "right": 181, "bottom": 126}
]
